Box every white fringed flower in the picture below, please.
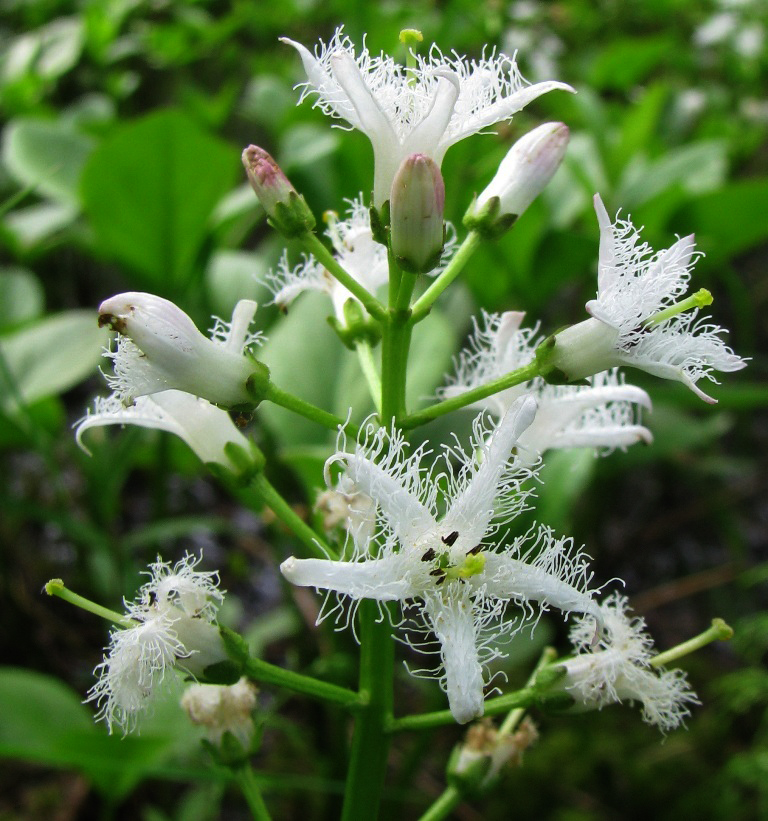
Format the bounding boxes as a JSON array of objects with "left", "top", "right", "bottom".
[
  {"left": 282, "top": 27, "right": 574, "bottom": 205},
  {"left": 265, "top": 196, "right": 456, "bottom": 324},
  {"left": 86, "top": 554, "right": 228, "bottom": 734},
  {"left": 541, "top": 195, "right": 746, "bottom": 402},
  {"left": 75, "top": 389, "right": 253, "bottom": 472},
  {"left": 554, "top": 593, "right": 699, "bottom": 732},
  {"left": 181, "top": 678, "right": 258, "bottom": 747},
  {"left": 99, "top": 294, "right": 264, "bottom": 407},
  {"left": 440, "top": 310, "right": 652, "bottom": 467},
  {"left": 281, "top": 397, "right": 604, "bottom": 724}
]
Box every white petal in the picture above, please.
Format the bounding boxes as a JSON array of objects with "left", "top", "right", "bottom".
[
  {"left": 442, "top": 396, "right": 537, "bottom": 543},
  {"left": 280, "top": 555, "right": 414, "bottom": 601},
  {"left": 441, "top": 81, "right": 574, "bottom": 151},
  {"left": 403, "top": 72, "right": 460, "bottom": 160},
  {"left": 424, "top": 591, "right": 485, "bottom": 724},
  {"left": 550, "top": 424, "right": 653, "bottom": 449}
]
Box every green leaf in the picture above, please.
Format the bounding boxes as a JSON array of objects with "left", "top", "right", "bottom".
[
  {"left": 0, "top": 310, "right": 108, "bottom": 413},
  {"left": 588, "top": 35, "right": 675, "bottom": 91},
  {"left": 80, "top": 109, "right": 238, "bottom": 292},
  {"left": 675, "top": 179, "right": 768, "bottom": 262},
  {"left": 0, "top": 267, "right": 44, "bottom": 331},
  {"left": 2, "top": 118, "right": 95, "bottom": 207},
  {"left": 535, "top": 449, "right": 596, "bottom": 533}
]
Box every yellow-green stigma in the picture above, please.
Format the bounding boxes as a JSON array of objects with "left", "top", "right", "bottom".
[
  {"left": 645, "top": 288, "right": 713, "bottom": 327},
  {"left": 444, "top": 552, "right": 486, "bottom": 581}
]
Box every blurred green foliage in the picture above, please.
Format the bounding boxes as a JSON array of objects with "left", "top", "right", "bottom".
[{"left": 0, "top": 0, "right": 766, "bottom": 818}]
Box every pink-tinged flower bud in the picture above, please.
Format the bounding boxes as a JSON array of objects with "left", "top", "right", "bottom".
[
  {"left": 242, "top": 145, "right": 316, "bottom": 236},
  {"left": 464, "top": 123, "right": 569, "bottom": 238},
  {"left": 389, "top": 153, "right": 446, "bottom": 274}
]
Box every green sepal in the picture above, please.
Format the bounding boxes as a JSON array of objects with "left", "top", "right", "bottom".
[
  {"left": 219, "top": 624, "right": 251, "bottom": 666},
  {"left": 534, "top": 691, "right": 576, "bottom": 712},
  {"left": 533, "top": 663, "right": 568, "bottom": 690},
  {"left": 205, "top": 442, "right": 265, "bottom": 486},
  {"left": 446, "top": 744, "right": 493, "bottom": 799},
  {"left": 244, "top": 359, "right": 271, "bottom": 405},
  {"left": 327, "top": 302, "right": 382, "bottom": 350},
  {"left": 463, "top": 196, "right": 518, "bottom": 240},
  {"left": 201, "top": 732, "right": 249, "bottom": 767},
  {"left": 202, "top": 659, "right": 244, "bottom": 685},
  {"left": 394, "top": 247, "right": 443, "bottom": 275},
  {"left": 369, "top": 200, "right": 390, "bottom": 246},
  {"left": 266, "top": 192, "right": 316, "bottom": 237}
]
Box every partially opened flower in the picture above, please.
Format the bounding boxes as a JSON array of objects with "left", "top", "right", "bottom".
[
  {"left": 537, "top": 195, "right": 746, "bottom": 402},
  {"left": 281, "top": 397, "right": 604, "bottom": 723},
  {"left": 545, "top": 592, "right": 699, "bottom": 732},
  {"left": 76, "top": 389, "right": 254, "bottom": 474},
  {"left": 282, "top": 27, "right": 574, "bottom": 206},
  {"left": 99, "top": 294, "right": 266, "bottom": 407},
  {"left": 440, "top": 310, "right": 652, "bottom": 467},
  {"left": 265, "top": 196, "right": 456, "bottom": 326},
  {"left": 87, "top": 554, "right": 228, "bottom": 734}
]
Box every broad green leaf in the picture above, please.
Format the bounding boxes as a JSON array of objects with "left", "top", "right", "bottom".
[
  {"left": 2, "top": 201, "right": 78, "bottom": 249},
  {"left": 80, "top": 109, "right": 238, "bottom": 292},
  {"left": 2, "top": 119, "right": 95, "bottom": 207},
  {"left": 0, "top": 668, "right": 208, "bottom": 797},
  {"left": 258, "top": 292, "right": 348, "bottom": 448},
  {"left": 0, "top": 267, "right": 44, "bottom": 330},
  {"left": 204, "top": 249, "right": 271, "bottom": 318},
  {"left": 588, "top": 35, "right": 675, "bottom": 91},
  {"left": 0, "top": 311, "right": 108, "bottom": 413},
  {"left": 675, "top": 179, "right": 768, "bottom": 262},
  {"left": 535, "top": 448, "right": 596, "bottom": 533}
]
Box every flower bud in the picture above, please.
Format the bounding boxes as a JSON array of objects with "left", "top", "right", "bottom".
[
  {"left": 535, "top": 318, "right": 621, "bottom": 385},
  {"left": 464, "top": 123, "right": 569, "bottom": 238},
  {"left": 99, "top": 293, "right": 265, "bottom": 407},
  {"left": 181, "top": 678, "right": 258, "bottom": 748},
  {"left": 242, "top": 145, "right": 316, "bottom": 236},
  {"left": 389, "top": 153, "right": 445, "bottom": 274}
]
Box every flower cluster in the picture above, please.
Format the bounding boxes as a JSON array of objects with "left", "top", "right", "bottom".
[{"left": 87, "top": 554, "right": 228, "bottom": 734}]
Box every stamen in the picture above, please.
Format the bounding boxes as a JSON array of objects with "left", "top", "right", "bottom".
[
  {"left": 422, "top": 548, "right": 437, "bottom": 562},
  {"left": 441, "top": 531, "right": 459, "bottom": 546},
  {"left": 645, "top": 288, "right": 713, "bottom": 327}
]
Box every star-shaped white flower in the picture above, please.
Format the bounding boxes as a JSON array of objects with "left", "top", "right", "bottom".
[
  {"left": 541, "top": 195, "right": 746, "bottom": 402},
  {"left": 281, "top": 397, "right": 604, "bottom": 723},
  {"left": 265, "top": 196, "right": 456, "bottom": 325},
  {"left": 549, "top": 592, "right": 699, "bottom": 732},
  {"left": 282, "top": 28, "right": 574, "bottom": 205},
  {"left": 439, "top": 310, "right": 653, "bottom": 467}
]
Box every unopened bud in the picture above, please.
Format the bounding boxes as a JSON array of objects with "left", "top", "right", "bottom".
[
  {"left": 242, "top": 145, "right": 316, "bottom": 236},
  {"left": 389, "top": 153, "right": 445, "bottom": 274},
  {"left": 465, "top": 123, "right": 569, "bottom": 238}
]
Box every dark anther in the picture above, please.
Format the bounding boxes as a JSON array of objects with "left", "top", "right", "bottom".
[
  {"left": 467, "top": 544, "right": 483, "bottom": 555},
  {"left": 429, "top": 568, "right": 444, "bottom": 578},
  {"left": 435, "top": 575, "right": 446, "bottom": 586},
  {"left": 421, "top": 548, "right": 437, "bottom": 562},
  {"left": 441, "top": 531, "right": 459, "bottom": 546}
]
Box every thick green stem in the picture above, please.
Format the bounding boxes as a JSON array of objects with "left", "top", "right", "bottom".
[
  {"left": 234, "top": 763, "right": 273, "bottom": 820},
  {"left": 341, "top": 601, "right": 395, "bottom": 820},
  {"left": 399, "top": 361, "right": 541, "bottom": 429},
  {"left": 410, "top": 232, "right": 482, "bottom": 322},
  {"left": 244, "top": 657, "right": 362, "bottom": 708},
  {"left": 265, "top": 383, "right": 356, "bottom": 437},
  {"left": 248, "top": 474, "right": 338, "bottom": 560},
  {"left": 388, "top": 688, "right": 536, "bottom": 733},
  {"left": 418, "top": 785, "right": 463, "bottom": 821},
  {"left": 301, "top": 233, "right": 386, "bottom": 320}
]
